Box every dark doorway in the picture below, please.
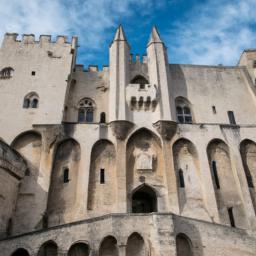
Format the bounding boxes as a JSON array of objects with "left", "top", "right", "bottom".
[
  {"left": 132, "top": 185, "right": 157, "bottom": 213},
  {"left": 12, "top": 248, "right": 30, "bottom": 256}
]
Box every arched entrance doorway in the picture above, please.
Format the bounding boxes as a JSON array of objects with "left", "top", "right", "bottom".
[{"left": 132, "top": 185, "right": 157, "bottom": 213}]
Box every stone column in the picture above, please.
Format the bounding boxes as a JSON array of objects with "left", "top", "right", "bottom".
[
  {"left": 110, "top": 121, "right": 134, "bottom": 213},
  {"left": 118, "top": 244, "right": 126, "bottom": 256},
  {"left": 154, "top": 121, "right": 179, "bottom": 214}
]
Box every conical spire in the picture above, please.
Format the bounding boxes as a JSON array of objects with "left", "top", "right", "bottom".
[
  {"left": 147, "top": 26, "right": 163, "bottom": 46},
  {"left": 113, "top": 24, "right": 127, "bottom": 42}
]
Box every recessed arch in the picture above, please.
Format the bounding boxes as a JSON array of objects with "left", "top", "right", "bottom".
[
  {"left": 131, "top": 184, "right": 157, "bottom": 213},
  {"left": 176, "top": 233, "right": 193, "bottom": 256},
  {"left": 47, "top": 138, "right": 80, "bottom": 225},
  {"left": 99, "top": 236, "right": 118, "bottom": 256},
  {"left": 126, "top": 128, "right": 164, "bottom": 212},
  {"left": 87, "top": 139, "right": 117, "bottom": 214},
  {"left": 207, "top": 138, "right": 246, "bottom": 227},
  {"left": 126, "top": 232, "right": 147, "bottom": 256},
  {"left": 68, "top": 242, "right": 89, "bottom": 256},
  {"left": 11, "top": 248, "right": 30, "bottom": 256},
  {"left": 173, "top": 138, "right": 209, "bottom": 220},
  {"left": 38, "top": 240, "right": 57, "bottom": 256},
  {"left": 77, "top": 97, "right": 96, "bottom": 123},
  {"left": 240, "top": 139, "right": 256, "bottom": 214},
  {"left": 11, "top": 130, "right": 42, "bottom": 148},
  {"left": 130, "top": 75, "right": 149, "bottom": 89}
]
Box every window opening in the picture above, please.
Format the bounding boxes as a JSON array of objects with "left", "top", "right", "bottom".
[
  {"left": 228, "top": 111, "right": 236, "bottom": 125},
  {"left": 100, "top": 112, "right": 106, "bottom": 123},
  {"left": 31, "top": 98, "right": 38, "bottom": 108},
  {"left": 212, "top": 161, "right": 220, "bottom": 189},
  {"left": 31, "top": 71, "right": 36, "bottom": 76},
  {"left": 212, "top": 106, "right": 216, "bottom": 114},
  {"left": 178, "top": 169, "right": 185, "bottom": 188},
  {"left": 100, "top": 168, "right": 105, "bottom": 184},
  {"left": 63, "top": 168, "right": 69, "bottom": 183},
  {"left": 228, "top": 207, "right": 235, "bottom": 227}
]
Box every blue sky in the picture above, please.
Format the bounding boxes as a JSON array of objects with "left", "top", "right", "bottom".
[{"left": 0, "top": 0, "right": 256, "bottom": 68}]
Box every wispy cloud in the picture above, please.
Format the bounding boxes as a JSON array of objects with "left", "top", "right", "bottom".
[
  {"left": 167, "top": 0, "right": 256, "bottom": 65},
  {"left": 0, "top": 0, "right": 165, "bottom": 64}
]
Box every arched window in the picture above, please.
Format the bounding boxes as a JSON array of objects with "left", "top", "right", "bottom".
[
  {"left": 130, "top": 75, "right": 149, "bottom": 90},
  {"left": 175, "top": 97, "right": 193, "bottom": 124},
  {"left": 0, "top": 67, "right": 14, "bottom": 79},
  {"left": 100, "top": 112, "right": 106, "bottom": 123},
  {"left": 23, "top": 92, "right": 39, "bottom": 109},
  {"left": 176, "top": 234, "right": 193, "bottom": 256},
  {"left": 77, "top": 98, "right": 95, "bottom": 123}
]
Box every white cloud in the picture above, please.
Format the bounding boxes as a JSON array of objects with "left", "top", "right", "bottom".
[
  {"left": 167, "top": 0, "right": 256, "bottom": 65},
  {"left": 0, "top": 0, "right": 164, "bottom": 63}
]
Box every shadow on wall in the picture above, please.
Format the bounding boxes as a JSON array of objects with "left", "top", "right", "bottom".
[
  {"left": 11, "top": 131, "right": 47, "bottom": 234},
  {"left": 169, "top": 64, "right": 189, "bottom": 122},
  {"left": 47, "top": 138, "right": 81, "bottom": 227}
]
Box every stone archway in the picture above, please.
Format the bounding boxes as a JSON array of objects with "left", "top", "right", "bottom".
[
  {"left": 11, "top": 248, "right": 30, "bottom": 256},
  {"left": 132, "top": 185, "right": 157, "bottom": 213}
]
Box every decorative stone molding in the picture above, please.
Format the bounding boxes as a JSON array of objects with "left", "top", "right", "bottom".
[
  {"left": 153, "top": 120, "right": 177, "bottom": 140},
  {"left": 110, "top": 120, "right": 134, "bottom": 140}
]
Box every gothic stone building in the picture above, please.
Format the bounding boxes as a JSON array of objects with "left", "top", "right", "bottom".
[{"left": 0, "top": 26, "right": 256, "bottom": 256}]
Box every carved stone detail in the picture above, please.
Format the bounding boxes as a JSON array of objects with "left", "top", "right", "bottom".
[
  {"left": 153, "top": 120, "right": 177, "bottom": 140},
  {"left": 110, "top": 120, "right": 134, "bottom": 140}
]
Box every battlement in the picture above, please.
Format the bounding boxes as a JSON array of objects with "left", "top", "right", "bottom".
[
  {"left": 74, "top": 64, "right": 109, "bottom": 73},
  {"left": 130, "top": 53, "right": 147, "bottom": 64},
  {"left": 2, "top": 33, "right": 78, "bottom": 48}
]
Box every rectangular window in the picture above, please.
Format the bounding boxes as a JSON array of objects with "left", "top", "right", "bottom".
[
  {"left": 212, "top": 106, "right": 216, "bottom": 114},
  {"left": 212, "top": 161, "right": 220, "bottom": 189},
  {"left": 228, "top": 111, "right": 236, "bottom": 125},
  {"left": 31, "top": 71, "right": 36, "bottom": 76},
  {"left": 228, "top": 207, "right": 235, "bottom": 227},
  {"left": 63, "top": 168, "right": 69, "bottom": 183},
  {"left": 100, "top": 168, "right": 105, "bottom": 184}
]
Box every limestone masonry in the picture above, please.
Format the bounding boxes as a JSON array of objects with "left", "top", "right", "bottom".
[{"left": 0, "top": 26, "right": 256, "bottom": 256}]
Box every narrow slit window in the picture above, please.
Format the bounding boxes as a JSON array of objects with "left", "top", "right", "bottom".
[
  {"left": 228, "top": 111, "right": 236, "bottom": 125},
  {"left": 63, "top": 168, "right": 69, "bottom": 183},
  {"left": 178, "top": 169, "right": 185, "bottom": 188},
  {"left": 212, "top": 106, "right": 216, "bottom": 114},
  {"left": 228, "top": 207, "right": 235, "bottom": 227},
  {"left": 100, "top": 168, "right": 105, "bottom": 184},
  {"left": 100, "top": 112, "right": 106, "bottom": 123},
  {"left": 212, "top": 161, "right": 220, "bottom": 189}
]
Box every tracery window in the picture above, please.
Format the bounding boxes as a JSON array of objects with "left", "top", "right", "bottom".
[
  {"left": 175, "top": 97, "right": 193, "bottom": 124},
  {"left": 77, "top": 98, "right": 95, "bottom": 123},
  {"left": 23, "top": 92, "right": 39, "bottom": 108},
  {"left": 0, "top": 67, "right": 14, "bottom": 79}
]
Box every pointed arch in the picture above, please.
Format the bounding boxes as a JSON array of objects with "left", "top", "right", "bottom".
[
  {"left": 176, "top": 233, "right": 193, "bottom": 256},
  {"left": 175, "top": 96, "right": 193, "bottom": 123},
  {"left": 126, "top": 232, "right": 147, "bottom": 256},
  {"left": 240, "top": 139, "right": 256, "bottom": 214},
  {"left": 77, "top": 97, "right": 95, "bottom": 123},
  {"left": 207, "top": 138, "right": 246, "bottom": 227},
  {"left": 99, "top": 236, "right": 118, "bottom": 256},
  {"left": 173, "top": 138, "right": 209, "bottom": 220},
  {"left": 126, "top": 128, "right": 164, "bottom": 211},
  {"left": 23, "top": 92, "right": 39, "bottom": 109},
  {"left": 38, "top": 240, "right": 57, "bottom": 256},
  {"left": 131, "top": 184, "right": 157, "bottom": 213},
  {"left": 47, "top": 138, "right": 80, "bottom": 225},
  {"left": 87, "top": 139, "right": 117, "bottom": 214}
]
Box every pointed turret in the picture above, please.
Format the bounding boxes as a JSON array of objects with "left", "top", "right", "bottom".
[
  {"left": 146, "top": 26, "right": 173, "bottom": 120},
  {"left": 109, "top": 25, "right": 130, "bottom": 121},
  {"left": 147, "top": 26, "right": 163, "bottom": 46},
  {"left": 113, "top": 25, "right": 128, "bottom": 42}
]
